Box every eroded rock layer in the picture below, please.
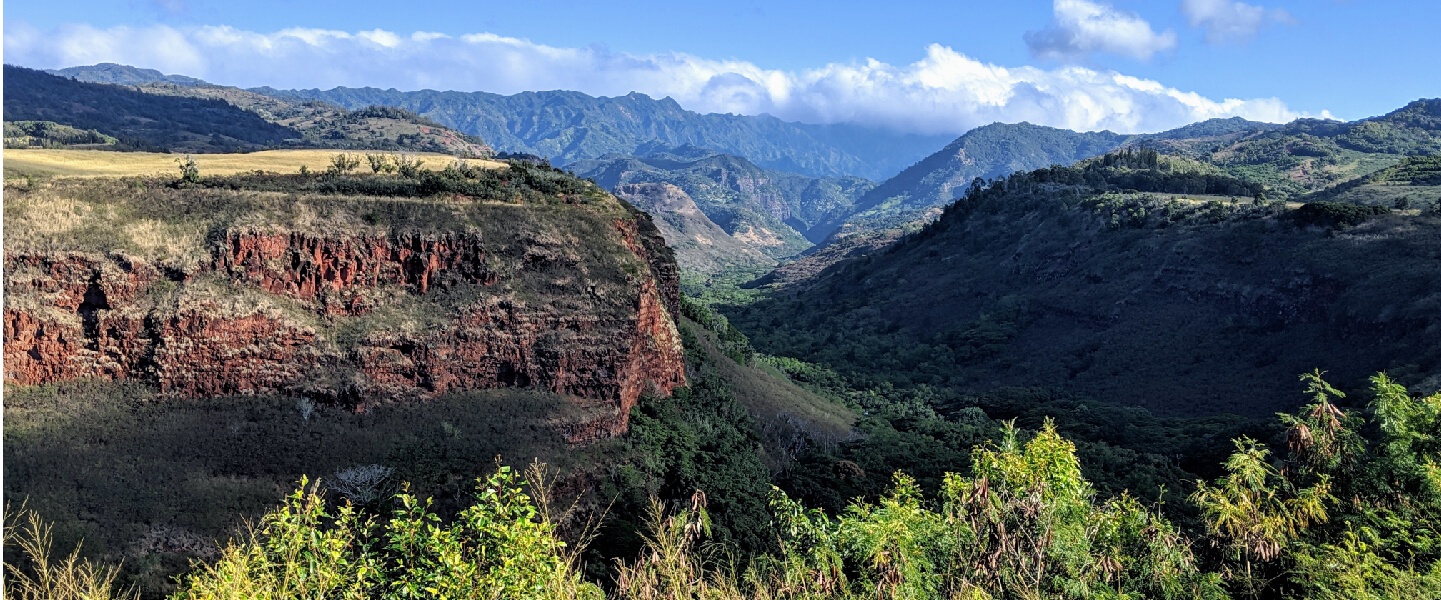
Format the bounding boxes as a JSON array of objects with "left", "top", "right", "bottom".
[{"left": 4, "top": 184, "right": 685, "bottom": 441}]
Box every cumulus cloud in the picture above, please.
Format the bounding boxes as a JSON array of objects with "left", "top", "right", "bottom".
[
  {"left": 1181, "top": 0, "right": 1294, "bottom": 43},
  {"left": 3, "top": 22, "right": 1307, "bottom": 135},
  {"left": 1025, "top": 0, "right": 1178, "bottom": 62}
]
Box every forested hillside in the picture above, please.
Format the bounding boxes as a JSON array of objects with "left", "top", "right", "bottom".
[{"left": 728, "top": 150, "right": 1441, "bottom": 420}]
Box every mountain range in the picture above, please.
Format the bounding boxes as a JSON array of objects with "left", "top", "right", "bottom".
[
  {"left": 15, "top": 63, "right": 1441, "bottom": 279},
  {"left": 44, "top": 63, "right": 950, "bottom": 181},
  {"left": 253, "top": 86, "right": 952, "bottom": 181}
]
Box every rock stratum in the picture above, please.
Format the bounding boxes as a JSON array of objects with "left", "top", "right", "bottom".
[{"left": 3, "top": 171, "right": 685, "bottom": 441}]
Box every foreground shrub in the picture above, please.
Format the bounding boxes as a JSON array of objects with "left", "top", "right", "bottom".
[{"left": 172, "top": 465, "right": 601, "bottom": 600}]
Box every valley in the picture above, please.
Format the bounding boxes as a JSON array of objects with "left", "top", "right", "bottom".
[{"left": 3, "top": 56, "right": 1441, "bottom": 599}]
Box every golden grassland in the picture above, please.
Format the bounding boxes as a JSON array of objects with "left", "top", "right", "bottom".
[{"left": 2, "top": 148, "right": 505, "bottom": 178}]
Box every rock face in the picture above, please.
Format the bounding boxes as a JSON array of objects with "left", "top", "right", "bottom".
[{"left": 4, "top": 186, "right": 686, "bottom": 441}]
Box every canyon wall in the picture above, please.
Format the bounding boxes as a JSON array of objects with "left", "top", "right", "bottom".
[{"left": 4, "top": 184, "right": 686, "bottom": 441}]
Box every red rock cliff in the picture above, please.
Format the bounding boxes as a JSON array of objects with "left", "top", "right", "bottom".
[{"left": 5, "top": 209, "right": 685, "bottom": 441}]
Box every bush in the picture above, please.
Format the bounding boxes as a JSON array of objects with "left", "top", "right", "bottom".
[
  {"left": 172, "top": 466, "right": 602, "bottom": 600},
  {"left": 1294, "top": 201, "right": 1391, "bottom": 228}
]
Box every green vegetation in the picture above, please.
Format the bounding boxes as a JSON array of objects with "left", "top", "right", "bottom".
[
  {"left": 4, "top": 121, "right": 120, "bottom": 149},
  {"left": 12, "top": 373, "right": 1438, "bottom": 598},
  {"left": 172, "top": 466, "right": 601, "bottom": 599},
  {"left": 837, "top": 122, "right": 1131, "bottom": 235},
  {"left": 3, "top": 505, "right": 139, "bottom": 600},
  {"left": 728, "top": 151, "right": 1441, "bottom": 420},
  {"left": 5, "top": 81, "right": 1441, "bottom": 600},
  {"left": 1293, "top": 201, "right": 1391, "bottom": 228}
]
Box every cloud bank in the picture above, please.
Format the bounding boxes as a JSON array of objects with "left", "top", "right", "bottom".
[
  {"left": 1181, "top": 0, "right": 1294, "bottom": 44},
  {"left": 3, "top": 21, "right": 1307, "bottom": 136},
  {"left": 1025, "top": 0, "right": 1177, "bottom": 61}
]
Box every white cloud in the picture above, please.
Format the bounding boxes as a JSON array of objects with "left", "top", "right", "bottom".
[
  {"left": 3, "top": 22, "right": 1308, "bottom": 135},
  {"left": 1025, "top": 0, "right": 1178, "bottom": 62},
  {"left": 1181, "top": 0, "right": 1293, "bottom": 43}
]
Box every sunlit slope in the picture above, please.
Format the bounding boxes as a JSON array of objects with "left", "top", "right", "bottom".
[{"left": 3, "top": 148, "right": 504, "bottom": 178}]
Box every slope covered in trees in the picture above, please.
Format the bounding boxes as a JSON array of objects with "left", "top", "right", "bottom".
[{"left": 727, "top": 150, "right": 1441, "bottom": 420}]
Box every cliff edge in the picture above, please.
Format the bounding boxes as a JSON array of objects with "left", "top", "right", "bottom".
[{"left": 3, "top": 166, "right": 685, "bottom": 441}]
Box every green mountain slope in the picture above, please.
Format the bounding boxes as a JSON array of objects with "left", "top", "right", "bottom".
[
  {"left": 825, "top": 119, "right": 1291, "bottom": 237},
  {"left": 136, "top": 83, "right": 493, "bottom": 156},
  {"left": 727, "top": 151, "right": 1441, "bottom": 419},
  {"left": 837, "top": 123, "right": 1129, "bottom": 229},
  {"left": 1200, "top": 99, "right": 1441, "bottom": 197},
  {"left": 817, "top": 103, "right": 1439, "bottom": 240}
]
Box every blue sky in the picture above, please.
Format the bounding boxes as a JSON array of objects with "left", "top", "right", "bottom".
[{"left": 4, "top": 0, "right": 1434, "bottom": 135}]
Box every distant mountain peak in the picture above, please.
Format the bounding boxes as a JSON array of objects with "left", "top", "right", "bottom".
[{"left": 45, "top": 63, "right": 211, "bottom": 87}]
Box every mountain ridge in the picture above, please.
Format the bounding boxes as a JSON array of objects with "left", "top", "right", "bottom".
[{"left": 253, "top": 84, "right": 952, "bottom": 180}]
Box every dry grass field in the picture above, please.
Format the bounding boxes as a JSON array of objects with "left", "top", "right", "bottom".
[{"left": 3, "top": 148, "right": 505, "bottom": 178}]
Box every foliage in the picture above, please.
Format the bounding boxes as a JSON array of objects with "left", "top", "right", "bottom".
[
  {"left": 172, "top": 157, "right": 608, "bottom": 206},
  {"left": 175, "top": 155, "right": 201, "bottom": 184},
  {"left": 367, "top": 153, "right": 396, "bottom": 174},
  {"left": 326, "top": 152, "right": 361, "bottom": 175},
  {"left": 1293, "top": 201, "right": 1391, "bottom": 229},
  {"left": 727, "top": 149, "right": 1441, "bottom": 424},
  {"left": 4, "top": 120, "right": 119, "bottom": 149},
  {"left": 755, "top": 422, "right": 1223, "bottom": 599},
  {"left": 601, "top": 336, "right": 776, "bottom": 562},
  {"left": 1195, "top": 374, "right": 1441, "bottom": 597},
  {"left": 171, "top": 467, "right": 602, "bottom": 599}
]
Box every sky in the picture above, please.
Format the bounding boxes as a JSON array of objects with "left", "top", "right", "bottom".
[{"left": 3, "top": 0, "right": 1435, "bottom": 136}]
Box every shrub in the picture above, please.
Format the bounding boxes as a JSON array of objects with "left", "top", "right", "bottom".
[
  {"left": 176, "top": 155, "right": 200, "bottom": 184},
  {"left": 172, "top": 466, "right": 602, "bottom": 600}
]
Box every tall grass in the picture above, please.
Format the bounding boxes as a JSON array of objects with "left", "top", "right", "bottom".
[{"left": 2, "top": 504, "right": 137, "bottom": 600}]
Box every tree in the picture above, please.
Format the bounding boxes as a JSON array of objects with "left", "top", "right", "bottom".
[
  {"left": 176, "top": 154, "right": 200, "bottom": 184},
  {"left": 395, "top": 154, "right": 426, "bottom": 178},
  {"left": 366, "top": 153, "right": 395, "bottom": 174},
  {"left": 327, "top": 153, "right": 361, "bottom": 175},
  {"left": 1192, "top": 438, "right": 1332, "bottom": 597}
]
